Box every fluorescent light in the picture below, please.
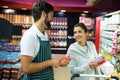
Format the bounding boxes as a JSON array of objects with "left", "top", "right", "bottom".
[
  {"left": 105, "top": 10, "right": 120, "bottom": 16},
  {"left": 4, "top": 9, "right": 15, "bottom": 13},
  {"left": 81, "top": 13, "right": 86, "bottom": 16},
  {"left": 61, "top": 10, "right": 66, "bottom": 12},
  {"left": 84, "top": 11, "right": 89, "bottom": 13},
  {"left": 2, "top": 6, "right": 8, "bottom": 8},
  {"left": 21, "top": 8, "right": 27, "bottom": 10}
]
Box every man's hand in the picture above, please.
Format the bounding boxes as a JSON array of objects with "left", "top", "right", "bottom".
[{"left": 50, "top": 59, "right": 60, "bottom": 68}]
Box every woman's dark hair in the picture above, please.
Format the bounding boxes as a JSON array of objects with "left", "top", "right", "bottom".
[
  {"left": 32, "top": 1, "right": 54, "bottom": 22},
  {"left": 74, "top": 23, "right": 87, "bottom": 33}
]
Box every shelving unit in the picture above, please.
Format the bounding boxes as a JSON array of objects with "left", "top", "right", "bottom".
[
  {"left": 0, "top": 14, "right": 68, "bottom": 54},
  {"left": 116, "top": 26, "right": 120, "bottom": 60},
  {"left": 0, "top": 14, "right": 33, "bottom": 25},
  {"left": 99, "top": 11, "right": 120, "bottom": 74},
  {"left": 0, "top": 14, "right": 32, "bottom": 43},
  {"left": 46, "top": 17, "right": 68, "bottom": 53}
]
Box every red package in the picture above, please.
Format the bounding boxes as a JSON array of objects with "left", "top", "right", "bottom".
[
  {"left": 95, "top": 56, "right": 106, "bottom": 66},
  {"left": 59, "top": 55, "right": 71, "bottom": 62},
  {"left": 59, "top": 55, "right": 71, "bottom": 66}
]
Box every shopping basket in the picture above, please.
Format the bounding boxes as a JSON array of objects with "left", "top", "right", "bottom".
[{"left": 71, "top": 74, "right": 119, "bottom": 80}]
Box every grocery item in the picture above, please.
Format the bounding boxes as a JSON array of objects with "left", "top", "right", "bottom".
[
  {"left": 95, "top": 56, "right": 106, "bottom": 66},
  {"left": 59, "top": 55, "right": 71, "bottom": 66}
]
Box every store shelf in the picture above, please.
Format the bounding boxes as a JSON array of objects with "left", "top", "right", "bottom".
[
  {"left": 51, "top": 48, "right": 67, "bottom": 50},
  {"left": 100, "top": 50, "right": 116, "bottom": 65},
  {"left": 100, "top": 45, "right": 112, "bottom": 54},
  {"left": 101, "top": 40, "right": 112, "bottom": 48},
  {"left": 48, "top": 17, "right": 68, "bottom": 49},
  {"left": 99, "top": 12, "right": 120, "bottom": 74},
  {"left": 100, "top": 60, "right": 114, "bottom": 75},
  {"left": 101, "top": 35, "right": 113, "bottom": 40}
]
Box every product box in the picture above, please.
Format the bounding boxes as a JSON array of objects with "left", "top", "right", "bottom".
[{"left": 95, "top": 56, "right": 106, "bottom": 66}]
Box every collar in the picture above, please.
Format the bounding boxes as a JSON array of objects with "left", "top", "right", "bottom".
[{"left": 32, "top": 24, "right": 48, "bottom": 41}]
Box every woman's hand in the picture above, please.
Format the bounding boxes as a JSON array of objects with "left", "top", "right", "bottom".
[
  {"left": 59, "top": 55, "right": 71, "bottom": 67},
  {"left": 89, "top": 62, "right": 97, "bottom": 69}
]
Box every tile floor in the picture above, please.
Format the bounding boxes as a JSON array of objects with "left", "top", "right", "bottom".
[{"left": 52, "top": 54, "right": 71, "bottom": 80}]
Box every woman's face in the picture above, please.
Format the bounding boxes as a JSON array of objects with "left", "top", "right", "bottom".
[{"left": 74, "top": 26, "right": 87, "bottom": 42}]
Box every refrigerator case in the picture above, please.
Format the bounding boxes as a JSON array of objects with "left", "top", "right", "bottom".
[{"left": 98, "top": 12, "right": 120, "bottom": 75}]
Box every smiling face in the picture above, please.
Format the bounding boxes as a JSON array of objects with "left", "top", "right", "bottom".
[{"left": 74, "top": 26, "right": 87, "bottom": 43}]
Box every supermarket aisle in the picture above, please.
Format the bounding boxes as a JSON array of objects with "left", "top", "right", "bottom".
[{"left": 52, "top": 54, "right": 71, "bottom": 80}]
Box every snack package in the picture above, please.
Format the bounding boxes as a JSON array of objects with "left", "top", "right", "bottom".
[
  {"left": 95, "top": 56, "right": 106, "bottom": 66},
  {"left": 59, "top": 55, "right": 71, "bottom": 61},
  {"left": 59, "top": 55, "right": 71, "bottom": 66}
]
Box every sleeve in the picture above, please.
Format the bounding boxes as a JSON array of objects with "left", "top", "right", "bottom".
[
  {"left": 20, "top": 31, "right": 36, "bottom": 58},
  {"left": 67, "top": 44, "right": 90, "bottom": 74}
]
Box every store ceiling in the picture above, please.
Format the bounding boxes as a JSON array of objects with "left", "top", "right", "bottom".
[
  {"left": 1, "top": 0, "right": 93, "bottom": 7},
  {"left": 0, "top": 0, "right": 120, "bottom": 13},
  {"left": 0, "top": 0, "right": 101, "bottom": 12}
]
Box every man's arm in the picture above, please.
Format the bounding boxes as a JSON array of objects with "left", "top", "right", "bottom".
[{"left": 21, "top": 55, "right": 59, "bottom": 74}]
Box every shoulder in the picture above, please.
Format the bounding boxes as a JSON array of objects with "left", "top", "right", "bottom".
[
  {"left": 87, "top": 41, "right": 96, "bottom": 51},
  {"left": 87, "top": 41, "right": 95, "bottom": 46},
  {"left": 68, "top": 42, "right": 77, "bottom": 49},
  {"left": 20, "top": 27, "right": 37, "bottom": 45},
  {"left": 23, "top": 27, "right": 36, "bottom": 38},
  {"left": 67, "top": 42, "right": 78, "bottom": 54}
]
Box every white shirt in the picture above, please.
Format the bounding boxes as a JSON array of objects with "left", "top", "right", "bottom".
[{"left": 20, "top": 24, "right": 49, "bottom": 59}]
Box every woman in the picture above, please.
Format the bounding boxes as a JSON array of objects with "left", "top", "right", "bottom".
[{"left": 67, "top": 23, "right": 101, "bottom": 80}]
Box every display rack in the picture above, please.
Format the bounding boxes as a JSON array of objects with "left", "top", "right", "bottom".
[
  {"left": 0, "top": 14, "right": 32, "bottom": 43},
  {"left": 45, "top": 17, "right": 68, "bottom": 53},
  {"left": 99, "top": 11, "right": 120, "bottom": 74},
  {"left": 0, "top": 14, "right": 68, "bottom": 54}
]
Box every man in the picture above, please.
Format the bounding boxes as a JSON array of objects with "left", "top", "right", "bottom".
[{"left": 20, "top": 1, "right": 70, "bottom": 80}]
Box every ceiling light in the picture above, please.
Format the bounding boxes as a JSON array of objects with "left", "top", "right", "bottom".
[
  {"left": 61, "top": 10, "right": 66, "bottom": 12},
  {"left": 4, "top": 9, "right": 15, "bottom": 14},
  {"left": 2, "top": 6, "right": 9, "bottom": 8},
  {"left": 81, "top": 13, "right": 86, "bottom": 17},
  {"left": 21, "top": 8, "right": 27, "bottom": 10},
  {"left": 84, "top": 11, "right": 89, "bottom": 13}
]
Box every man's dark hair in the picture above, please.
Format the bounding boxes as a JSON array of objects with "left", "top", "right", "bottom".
[
  {"left": 32, "top": 1, "right": 54, "bottom": 22},
  {"left": 74, "top": 23, "right": 87, "bottom": 33}
]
